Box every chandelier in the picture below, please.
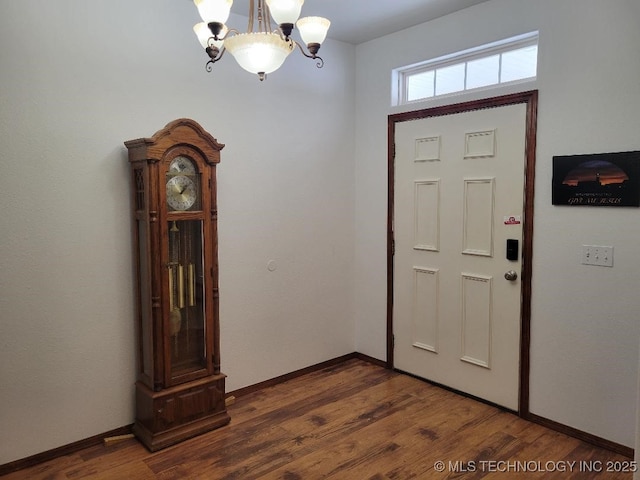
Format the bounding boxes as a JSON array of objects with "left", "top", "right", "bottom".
[{"left": 192, "top": 0, "right": 331, "bottom": 81}]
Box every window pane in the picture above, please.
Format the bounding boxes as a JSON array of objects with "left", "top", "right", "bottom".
[
  {"left": 466, "top": 54, "right": 499, "bottom": 89},
  {"left": 394, "top": 32, "right": 538, "bottom": 105},
  {"left": 435, "top": 63, "right": 465, "bottom": 95},
  {"left": 407, "top": 70, "right": 434, "bottom": 101},
  {"left": 501, "top": 45, "right": 538, "bottom": 82}
]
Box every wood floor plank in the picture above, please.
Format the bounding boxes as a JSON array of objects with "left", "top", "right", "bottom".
[
  {"left": 146, "top": 363, "right": 398, "bottom": 478},
  {"left": 0, "top": 453, "right": 85, "bottom": 480},
  {"left": 64, "top": 441, "right": 149, "bottom": 479},
  {"left": 252, "top": 396, "right": 423, "bottom": 478},
  {"left": 154, "top": 372, "right": 423, "bottom": 478},
  {"left": 2, "top": 359, "right": 633, "bottom": 480}
]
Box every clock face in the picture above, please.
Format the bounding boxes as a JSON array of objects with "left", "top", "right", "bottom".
[
  {"left": 166, "top": 175, "right": 197, "bottom": 211},
  {"left": 169, "top": 156, "right": 196, "bottom": 174}
]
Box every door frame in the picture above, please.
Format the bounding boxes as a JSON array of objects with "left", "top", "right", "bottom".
[{"left": 387, "top": 90, "right": 538, "bottom": 415}]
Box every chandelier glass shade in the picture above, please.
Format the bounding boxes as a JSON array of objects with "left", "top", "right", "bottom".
[
  {"left": 296, "top": 16, "right": 330, "bottom": 45},
  {"left": 194, "top": 22, "right": 226, "bottom": 50},
  {"left": 266, "top": 0, "right": 304, "bottom": 25},
  {"left": 192, "top": 0, "right": 330, "bottom": 81},
  {"left": 194, "top": 0, "right": 232, "bottom": 24}
]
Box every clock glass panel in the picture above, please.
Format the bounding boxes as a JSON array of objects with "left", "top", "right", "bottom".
[{"left": 167, "top": 220, "right": 207, "bottom": 377}]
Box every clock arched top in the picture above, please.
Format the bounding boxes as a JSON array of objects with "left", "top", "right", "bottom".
[{"left": 125, "top": 118, "right": 224, "bottom": 165}]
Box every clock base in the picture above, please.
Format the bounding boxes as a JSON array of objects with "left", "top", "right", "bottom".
[{"left": 133, "top": 374, "right": 230, "bottom": 452}]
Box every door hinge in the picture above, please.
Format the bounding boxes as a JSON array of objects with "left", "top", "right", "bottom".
[
  {"left": 391, "top": 238, "right": 395, "bottom": 256},
  {"left": 392, "top": 143, "right": 396, "bottom": 159}
]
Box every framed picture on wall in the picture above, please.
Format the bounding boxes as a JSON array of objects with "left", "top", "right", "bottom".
[{"left": 552, "top": 150, "right": 640, "bottom": 206}]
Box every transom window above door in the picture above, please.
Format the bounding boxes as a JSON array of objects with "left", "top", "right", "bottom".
[{"left": 392, "top": 32, "right": 538, "bottom": 106}]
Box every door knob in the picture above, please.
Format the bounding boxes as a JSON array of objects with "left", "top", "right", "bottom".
[{"left": 504, "top": 270, "right": 518, "bottom": 281}]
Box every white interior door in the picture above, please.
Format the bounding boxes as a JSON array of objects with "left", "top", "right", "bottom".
[{"left": 393, "top": 103, "right": 527, "bottom": 410}]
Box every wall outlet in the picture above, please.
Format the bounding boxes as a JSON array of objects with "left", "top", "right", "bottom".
[{"left": 581, "top": 245, "right": 614, "bottom": 267}]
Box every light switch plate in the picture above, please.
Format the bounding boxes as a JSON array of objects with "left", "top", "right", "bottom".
[{"left": 581, "top": 245, "right": 614, "bottom": 267}]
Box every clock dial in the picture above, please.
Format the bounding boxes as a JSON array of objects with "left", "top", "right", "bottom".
[
  {"left": 166, "top": 175, "right": 197, "bottom": 211},
  {"left": 169, "top": 156, "right": 196, "bottom": 174}
]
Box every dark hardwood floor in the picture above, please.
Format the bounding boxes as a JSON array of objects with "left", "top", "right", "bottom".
[{"left": 2, "top": 359, "right": 634, "bottom": 479}]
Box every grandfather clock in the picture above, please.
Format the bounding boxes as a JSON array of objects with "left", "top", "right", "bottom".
[{"left": 125, "top": 118, "right": 230, "bottom": 451}]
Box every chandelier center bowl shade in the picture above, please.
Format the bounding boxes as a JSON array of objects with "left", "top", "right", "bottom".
[
  {"left": 224, "top": 32, "right": 293, "bottom": 76},
  {"left": 192, "top": 0, "right": 330, "bottom": 81}
]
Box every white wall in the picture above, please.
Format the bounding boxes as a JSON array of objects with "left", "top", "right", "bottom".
[
  {"left": 354, "top": 0, "right": 640, "bottom": 448},
  {"left": 0, "top": 0, "right": 355, "bottom": 464}
]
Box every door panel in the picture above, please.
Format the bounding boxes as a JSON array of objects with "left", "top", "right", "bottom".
[{"left": 393, "top": 103, "right": 527, "bottom": 410}]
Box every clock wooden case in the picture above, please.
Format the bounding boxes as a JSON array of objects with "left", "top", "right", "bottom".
[{"left": 125, "top": 118, "right": 230, "bottom": 451}]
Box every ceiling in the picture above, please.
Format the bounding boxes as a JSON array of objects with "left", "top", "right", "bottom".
[{"left": 229, "top": 0, "right": 492, "bottom": 45}]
